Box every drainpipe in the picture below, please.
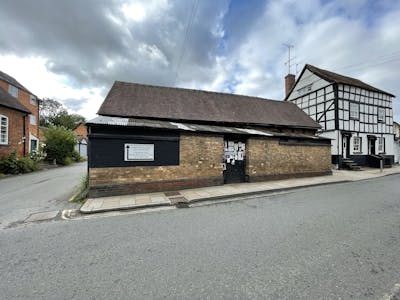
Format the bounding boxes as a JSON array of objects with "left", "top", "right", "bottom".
[{"left": 23, "top": 115, "right": 26, "bottom": 157}]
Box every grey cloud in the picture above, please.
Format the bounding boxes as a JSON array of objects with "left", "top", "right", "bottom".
[{"left": 0, "top": 0, "right": 229, "bottom": 90}]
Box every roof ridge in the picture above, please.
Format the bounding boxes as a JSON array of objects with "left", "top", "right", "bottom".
[
  {"left": 305, "top": 64, "right": 395, "bottom": 97},
  {"left": 114, "top": 80, "right": 281, "bottom": 104},
  {"left": 0, "top": 70, "right": 33, "bottom": 95}
]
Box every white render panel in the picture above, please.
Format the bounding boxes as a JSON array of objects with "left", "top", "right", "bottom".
[
  {"left": 287, "top": 69, "right": 331, "bottom": 100},
  {"left": 319, "top": 131, "right": 338, "bottom": 155},
  {"left": 394, "top": 141, "right": 400, "bottom": 163},
  {"left": 326, "top": 120, "right": 335, "bottom": 130}
]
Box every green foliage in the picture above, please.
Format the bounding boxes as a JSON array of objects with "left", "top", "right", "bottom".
[
  {"left": 63, "top": 157, "right": 73, "bottom": 166},
  {"left": 43, "top": 126, "right": 77, "bottom": 165},
  {"left": 29, "top": 148, "right": 47, "bottom": 162},
  {"left": 17, "top": 157, "right": 39, "bottom": 173},
  {"left": 72, "top": 174, "right": 89, "bottom": 203},
  {"left": 0, "top": 152, "right": 19, "bottom": 174},
  {"left": 40, "top": 98, "right": 86, "bottom": 130},
  {"left": 0, "top": 152, "right": 39, "bottom": 174},
  {"left": 71, "top": 150, "right": 86, "bottom": 162}
]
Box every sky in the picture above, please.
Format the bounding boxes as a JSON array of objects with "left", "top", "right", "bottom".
[{"left": 0, "top": 0, "right": 399, "bottom": 121}]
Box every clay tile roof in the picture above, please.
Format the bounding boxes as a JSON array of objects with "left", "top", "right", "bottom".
[
  {"left": 0, "top": 87, "right": 31, "bottom": 114},
  {"left": 306, "top": 64, "right": 395, "bottom": 97},
  {"left": 0, "top": 70, "right": 32, "bottom": 95},
  {"left": 97, "top": 81, "right": 321, "bottom": 129}
]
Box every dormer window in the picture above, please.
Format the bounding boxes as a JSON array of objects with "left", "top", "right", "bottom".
[{"left": 8, "top": 85, "right": 18, "bottom": 98}]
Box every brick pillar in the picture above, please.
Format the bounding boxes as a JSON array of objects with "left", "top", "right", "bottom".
[{"left": 285, "top": 74, "right": 295, "bottom": 99}]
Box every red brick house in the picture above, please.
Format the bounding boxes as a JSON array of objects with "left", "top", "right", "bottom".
[
  {"left": 73, "top": 122, "right": 88, "bottom": 157},
  {"left": 0, "top": 71, "right": 40, "bottom": 155},
  {"left": 73, "top": 122, "right": 87, "bottom": 139},
  {"left": 0, "top": 87, "right": 31, "bottom": 158}
]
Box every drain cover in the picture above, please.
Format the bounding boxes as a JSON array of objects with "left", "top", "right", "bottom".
[{"left": 25, "top": 211, "right": 59, "bottom": 222}]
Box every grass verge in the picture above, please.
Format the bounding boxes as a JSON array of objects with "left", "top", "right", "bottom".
[{"left": 71, "top": 174, "right": 89, "bottom": 203}]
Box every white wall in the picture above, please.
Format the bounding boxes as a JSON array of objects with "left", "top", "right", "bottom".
[
  {"left": 319, "top": 130, "right": 339, "bottom": 155},
  {"left": 287, "top": 69, "right": 331, "bottom": 101},
  {"left": 394, "top": 141, "right": 400, "bottom": 163}
]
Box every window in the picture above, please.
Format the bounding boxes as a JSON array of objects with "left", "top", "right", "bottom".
[
  {"left": 8, "top": 85, "right": 18, "bottom": 98},
  {"left": 30, "top": 139, "right": 38, "bottom": 152},
  {"left": 378, "top": 137, "right": 385, "bottom": 153},
  {"left": 30, "top": 95, "right": 36, "bottom": 105},
  {"left": 0, "top": 115, "right": 8, "bottom": 145},
  {"left": 378, "top": 108, "right": 385, "bottom": 122},
  {"left": 353, "top": 137, "right": 362, "bottom": 152},
  {"left": 297, "top": 84, "right": 312, "bottom": 95},
  {"left": 350, "top": 102, "right": 359, "bottom": 119},
  {"left": 30, "top": 114, "right": 36, "bottom": 125}
]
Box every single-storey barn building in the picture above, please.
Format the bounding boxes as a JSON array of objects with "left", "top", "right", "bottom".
[{"left": 87, "top": 82, "right": 332, "bottom": 197}]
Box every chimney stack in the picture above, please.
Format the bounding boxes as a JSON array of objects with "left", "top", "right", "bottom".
[{"left": 285, "top": 74, "right": 295, "bottom": 99}]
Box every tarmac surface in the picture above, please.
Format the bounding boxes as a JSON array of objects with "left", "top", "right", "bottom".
[{"left": 1, "top": 174, "right": 400, "bottom": 299}]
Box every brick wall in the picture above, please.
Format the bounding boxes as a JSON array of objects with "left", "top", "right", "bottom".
[
  {"left": 0, "top": 79, "right": 39, "bottom": 153},
  {"left": 73, "top": 123, "right": 87, "bottom": 138},
  {"left": 89, "top": 133, "right": 224, "bottom": 197},
  {"left": 0, "top": 106, "right": 26, "bottom": 158},
  {"left": 89, "top": 131, "right": 332, "bottom": 197},
  {"left": 246, "top": 138, "right": 332, "bottom": 181}
]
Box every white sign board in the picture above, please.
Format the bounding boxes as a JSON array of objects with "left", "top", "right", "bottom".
[{"left": 124, "top": 143, "right": 154, "bottom": 161}]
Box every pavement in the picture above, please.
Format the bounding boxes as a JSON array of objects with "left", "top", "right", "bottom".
[{"left": 81, "top": 165, "right": 400, "bottom": 214}]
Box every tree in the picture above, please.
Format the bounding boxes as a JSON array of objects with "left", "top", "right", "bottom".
[
  {"left": 39, "top": 98, "right": 65, "bottom": 127},
  {"left": 39, "top": 98, "right": 86, "bottom": 130},
  {"left": 43, "top": 126, "right": 77, "bottom": 165},
  {"left": 51, "top": 111, "right": 86, "bottom": 130}
]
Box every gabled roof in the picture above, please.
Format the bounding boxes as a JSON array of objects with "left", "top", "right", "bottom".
[
  {"left": 287, "top": 64, "right": 395, "bottom": 98},
  {"left": 0, "top": 87, "right": 31, "bottom": 114},
  {"left": 97, "top": 81, "right": 321, "bottom": 129},
  {"left": 0, "top": 70, "right": 33, "bottom": 95}
]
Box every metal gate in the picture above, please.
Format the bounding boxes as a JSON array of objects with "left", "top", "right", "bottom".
[{"left": 223, "top": 140, "right": 246, "bottom": 184}]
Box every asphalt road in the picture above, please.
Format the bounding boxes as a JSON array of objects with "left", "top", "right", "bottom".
[
  {"left": 0, "top": 162, "right": 86, "bottom": 228},
  {"left": 1, "top": 174, "right": 400, "bottom": 299}
]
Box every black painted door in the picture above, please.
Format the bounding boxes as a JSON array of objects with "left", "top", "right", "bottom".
[
  {"left": 223, "top": 140, "right": 246, "bottom": 184},
  {"left": 224, "top": 160, "right": 246, "bottom": 183}
]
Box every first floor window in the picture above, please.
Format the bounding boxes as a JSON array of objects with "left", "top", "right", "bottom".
[
  {"left": 378, "top": 108, "right": 385, "bottom": 122},
  {"left": 8, "top": 85, "right": 18, "bottom": 98},
  {"left": 378, "top": 137, "right": 385, "bottom": 153},
  {"left": 0, "top": 115, "right": 8, "bottom": 145},
  {"left": 30, "top": 95, "right": 37, "bottom": 105},
  {"left": 353, "top": 136, "right": 362, "bottom": 152},
  {"left": 350, "top": 102, "right": 359, "bottom": 119},
  {"left": 30, "top": 114, "right": 36, "bottom": 125}
]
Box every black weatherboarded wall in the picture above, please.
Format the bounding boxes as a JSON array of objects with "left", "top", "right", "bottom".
[{"left": 88, "top": 125, "right": 180, "bottom": 168}]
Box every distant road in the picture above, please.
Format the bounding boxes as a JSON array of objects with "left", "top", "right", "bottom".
[{"left": 0, "top": 162, "right": 86, "bottom": 228}]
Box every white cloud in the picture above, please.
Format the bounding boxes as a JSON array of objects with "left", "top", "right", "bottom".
[{"left": 0, "top": 55, "right": 103, "bottom": 120}]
